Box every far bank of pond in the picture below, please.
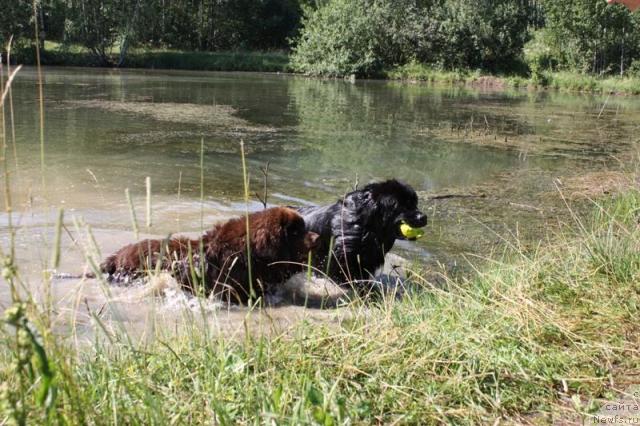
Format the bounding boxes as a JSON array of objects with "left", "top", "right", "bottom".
[{"left": 15, "top": 44, "right": 640, "bottom": 94}]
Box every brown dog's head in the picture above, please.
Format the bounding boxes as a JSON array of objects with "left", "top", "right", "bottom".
[{"left": 252, "top": 207, "right": 319, "bottom": 263}]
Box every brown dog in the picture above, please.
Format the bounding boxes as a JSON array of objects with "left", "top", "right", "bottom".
[{"left": 101, "top": 207, "right": 319, "bottom": 303}]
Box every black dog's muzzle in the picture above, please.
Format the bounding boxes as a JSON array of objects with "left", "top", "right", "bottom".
[
  {"left": 402, "top": 211, "right": 427, "bottom": 228},
  {"left": 395, "top": 211, "right": 427, "bottom": 239}
]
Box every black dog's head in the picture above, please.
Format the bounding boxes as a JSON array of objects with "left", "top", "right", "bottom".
[{"left": 359, "top": 179, "right": 427, "bottom": 240}]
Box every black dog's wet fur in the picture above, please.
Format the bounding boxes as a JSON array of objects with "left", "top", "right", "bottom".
[{"left": 297, "top": 179, "right": 427, "bottom": 285}]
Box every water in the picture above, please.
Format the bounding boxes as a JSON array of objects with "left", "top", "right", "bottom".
[{"left": 1, "top": 67, "right": 638, "bottom": 340}]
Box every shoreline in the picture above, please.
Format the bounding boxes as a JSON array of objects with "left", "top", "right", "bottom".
[{"left": 12, "top": 43, "right": 640, "bottom": 95}]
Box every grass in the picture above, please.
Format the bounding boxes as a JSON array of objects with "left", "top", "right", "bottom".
[
  {"left": 538, "top": 71, "right": 640, "bottom": 94},
  {"left": 388, "top": 62, "right": 640, "bottom": 94},
  {"left": 1, "top": 189, "right": 639, "bottom": 423},
  {"left": 386, "top": 62, "right": 482, "bottom": 84},
  {"left": 18, "top": 41, "right": 291, "bottom": 73},
  {"left": 122, "top": 49, "right": 290, "bottom": 73}
]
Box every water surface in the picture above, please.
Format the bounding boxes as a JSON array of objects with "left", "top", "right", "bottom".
[{"left": 1, "top": 67, "right": 638, "bottom": 340}]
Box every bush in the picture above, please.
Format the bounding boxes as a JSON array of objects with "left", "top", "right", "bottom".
[
  {"left": 524, "top": 29, "right": 557, "bottom": 83},
  {"left": 290, "top": 0, "right": 386, "bottom": 77}
]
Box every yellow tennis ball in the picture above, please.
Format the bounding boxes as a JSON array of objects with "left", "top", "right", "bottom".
[{"left": 400, "top": 223, "right": 425, "bottom": 240}]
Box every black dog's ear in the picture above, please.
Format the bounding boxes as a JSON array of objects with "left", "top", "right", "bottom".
[
  {"left": 362, "top": 185, "right": 376, "bottom": 200},
  {"left": 342, "top": 188, "right": 369, "bottom": 208},
  {"left": 361, "top": 189, "right": 374, "bottom": 203},
  {"left": 363, "top": 183, "right": 388, "bottom": 203},
  {"left": 378, "top": 194, "right": 400, "bottom": 213},
  {"left": 365, "top": 186, "right": 397, "bottom": 208}
]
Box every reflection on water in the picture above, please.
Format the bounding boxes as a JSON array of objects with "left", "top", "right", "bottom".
[{"left": 1, "top": 67, "right": 639, "bottom": 340}]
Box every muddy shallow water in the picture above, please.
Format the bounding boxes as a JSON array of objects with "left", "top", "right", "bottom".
[{"left": 1, "top": 67, "right": 639, "bottom": 341}]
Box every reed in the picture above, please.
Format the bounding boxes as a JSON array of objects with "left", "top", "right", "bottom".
[
  {"left": 240, "top": 140, "right": 255, "bottom": 301},
  {"left": 124, "top": 188, "right": 140, "bottom": 240}
]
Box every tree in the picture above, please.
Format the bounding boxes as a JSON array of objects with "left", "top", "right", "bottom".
[{"left": 542, "top": 0, "right": 640, "bottom": 74}]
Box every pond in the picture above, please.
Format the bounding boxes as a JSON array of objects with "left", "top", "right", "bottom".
[{"left": 1, "top": 67, "right": 638, "bottom": 340}]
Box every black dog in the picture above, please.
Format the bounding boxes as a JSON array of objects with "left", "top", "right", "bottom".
[{"left": 297, "top": 179, "right": 427, "bottom": 284}]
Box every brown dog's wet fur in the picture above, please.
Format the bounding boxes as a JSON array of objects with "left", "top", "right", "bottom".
[{"left": 101, "top": 207, "right": 319, "bottom": 304}]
